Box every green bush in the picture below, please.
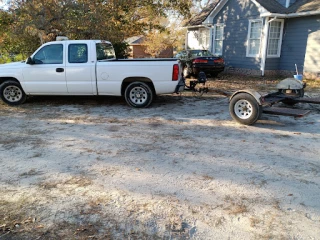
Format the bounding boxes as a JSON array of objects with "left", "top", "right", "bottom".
[
  {"left": 113, "top": 41, "right": 131, "bottom": 59},
  {"left": 0, "top": 53, "right": 26, "bottom": 64}
]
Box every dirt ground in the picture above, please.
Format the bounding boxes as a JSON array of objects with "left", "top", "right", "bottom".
[{"left": 1, "top": 77, "right": 320, "bottom": 239}]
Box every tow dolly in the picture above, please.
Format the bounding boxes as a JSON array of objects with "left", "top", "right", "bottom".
[
  {"left": 184, "top": 73, "right": 320, "bottom": 125},
  {"left": 229, "top": 78, "right": 320, "bottom": 125}
]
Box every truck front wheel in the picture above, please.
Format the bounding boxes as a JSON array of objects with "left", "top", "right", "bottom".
[
  {"left": 0, "top": 81, "right": 27, "bottom": 105},
  {"left": 124, "top": 82, "right": 154, "bottom": 108}
]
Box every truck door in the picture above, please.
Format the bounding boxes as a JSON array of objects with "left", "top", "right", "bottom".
[
  {"left": 22, "top": 43, "right": 67, "bottom": 94},
  {"left": 65, "top": 43, "right": 95, "bottom": 94}
]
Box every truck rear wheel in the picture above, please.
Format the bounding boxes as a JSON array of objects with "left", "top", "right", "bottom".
[
  {"left": 229, "top": 93, "right": 262, "bottom": 125},
  {"left": 124, "top": 82, "right": 153, "bottom": 108},
  {"left": 0, "top": 81, "right": 27, "bottom": 105}
]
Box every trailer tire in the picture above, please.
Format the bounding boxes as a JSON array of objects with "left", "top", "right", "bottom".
[
  {"left": 0, "top": 81, "right": 27, "bottom": 106},
  {"left": 124, "top": 82, "right": 153, "bottom": 108},
  {"left": 229, "top": 93, "right": 262, "bottom": 125}
]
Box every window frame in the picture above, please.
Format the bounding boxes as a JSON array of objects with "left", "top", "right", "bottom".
[
  {"left": 33, "top": 44, "right": 64, "bottom": 64},
  {"left": 212, "top": 24, "right": 224, "bottom": 55},
  {"left": 246, "top": 19, "right": 263, "bottom": 58},
  {"left": 199, "top": 28, "right": 210, "bottom": 49},
  {"left": 267, "top": 19, "right": 284, "bottom": 58},
  {"left": 68, "top": 43, "right": 88, "bottom": 64}
]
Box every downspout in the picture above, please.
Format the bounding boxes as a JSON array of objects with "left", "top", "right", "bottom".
[
  {"left": 260, "top": 17, "right": 270, "bottom": 76},
  {"left": 185, "top": 31, "right": 188, "bottom": 49}
]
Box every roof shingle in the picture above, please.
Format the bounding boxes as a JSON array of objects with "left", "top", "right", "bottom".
[
  {"left": 186, "top": 0, "right": 320, "bottom": 27},
  {"left": 185, "top": 1, "right": 220, "bottom": 26},
  {"left": 287, "top": 0, "right": 320, "bottom": 13}
]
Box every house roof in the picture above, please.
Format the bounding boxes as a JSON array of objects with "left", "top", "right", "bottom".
[
  {"left": 256, "top": 0, "right": 320, "bottom": 14},
  {"left": 185, "top": 1, "right": 220, "bottom": 26},
  {"left": 255, "top": 0, "right": 287, "bottom": 14},
  {"left": 125, "top": 36, "right": 145, "bottom": 45},
  {"left": 287, "top": 0, "right": 320, "bottom": 13},
  {"left": 186, "top": 0, "right": 320, "bottom": 27}
]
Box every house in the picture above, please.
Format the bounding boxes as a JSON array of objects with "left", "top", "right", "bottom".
[
  {"left": 125, "top": 36, "right": 173, "bottom": 58},
  {"left": 185, "top": 0, "right": 320, "bottom": 79}
]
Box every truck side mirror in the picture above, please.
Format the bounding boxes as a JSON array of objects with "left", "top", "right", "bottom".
[{"left": 26, "top": 57, "right": 35, "bottom": 65}]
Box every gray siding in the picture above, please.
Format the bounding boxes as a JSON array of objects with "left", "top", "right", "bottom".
[
  {"left": 276, "top": 0, "right": 286, "bottom": 7},
  {"left": 212, "top": 0, "right": 261, "bottom": 70},
  {"left": 280, "top": 15, "right": 320, "bottom": 73},
  {"left": 265, "top": 58, "right": 280, "bottom": 70},
  {"left": 290, "top": 0, "right": 297, "bottom": 6}
]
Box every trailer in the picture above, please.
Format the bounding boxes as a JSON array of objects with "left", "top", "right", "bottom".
[{"left": 229, "top": 78, "right": 320, "bottom": 125}]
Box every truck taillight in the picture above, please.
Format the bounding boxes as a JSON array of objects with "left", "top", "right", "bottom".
[{"left": 172, "top": 64, "right": 179, "bottom": 81}]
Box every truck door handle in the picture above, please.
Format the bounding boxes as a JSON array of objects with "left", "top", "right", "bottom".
[{"left": 56, "top": 68, "right": 64, "bottom": 73}]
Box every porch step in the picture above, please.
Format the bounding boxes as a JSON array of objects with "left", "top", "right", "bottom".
[{"left": 262, "top": 107, "right": 310, "bottom": 117}]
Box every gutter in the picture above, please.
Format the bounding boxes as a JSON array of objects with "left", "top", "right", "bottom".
[{"left": 261, "top": 10, "right": 320, "bottom": 18}]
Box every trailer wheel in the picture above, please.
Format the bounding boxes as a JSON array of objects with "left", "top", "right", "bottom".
[
  {"left": 229, "top": 93, "right": 262, "bottom": 125},
  {"left": 0, "top": 81, "right": 27, "bottom": 106},
  {"left": 124, "top": 82, "right": 153, "bottom": 108}
]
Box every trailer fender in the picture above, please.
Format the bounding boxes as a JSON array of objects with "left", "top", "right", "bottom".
[
  {"left": 276, "top": 78, "right": 304, "bottom": 90},
  {"left": 229, "top": 89, "right": 262, "bottom": 105}
]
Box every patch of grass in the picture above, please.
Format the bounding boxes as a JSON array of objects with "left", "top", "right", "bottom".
[
  {"left": 250, "top": 217, "right": 261, "bottom": 227},
  {"left": 201, "top": 174, "right": 214, "bottom": 181},
  {"left": 214, "top": 216, "right": 225, "bottom": 227},
  {"left": 19, "top": 169, "right": 43, "bottom": 177},
  {"left": 224, "top": 195, "right": 249, "bottom": 215},
  {"left": 38, "top": 176, "right": 93, "bottom": 190}
]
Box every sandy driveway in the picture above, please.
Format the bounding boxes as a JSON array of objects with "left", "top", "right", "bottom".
[{"left": 1, "top": 82, "right": 320, "bottom": 239}]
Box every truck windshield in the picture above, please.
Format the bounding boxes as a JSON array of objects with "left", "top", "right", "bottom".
[{"left": 96, "top": 43, "right": 116, "bottom": 61}]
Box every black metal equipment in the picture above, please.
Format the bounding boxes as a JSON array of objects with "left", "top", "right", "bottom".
[
  {"left": 229, "top": 78, "right": 320, "bottom": 125},
  {"left": 184, "top": 71, "right": 209, "bottom": 96}
]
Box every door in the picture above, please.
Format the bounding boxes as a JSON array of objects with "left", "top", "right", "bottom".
[
  {"left": 65, "top": 43, "right": 95, "bottom": 94},
  {"left": 22, "top": 43, "right": 67, "bottom": 94}
]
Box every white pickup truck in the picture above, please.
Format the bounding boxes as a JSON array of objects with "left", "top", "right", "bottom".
[{"left": 0, "top": 40, "right": 184, "bottom": 107}]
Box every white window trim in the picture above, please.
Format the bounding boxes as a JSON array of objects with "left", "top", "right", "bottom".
[
  {"left": 246, "top": 19, "right": 263, "bottom": 58},
  {"left": 212, "top": 24, "right": 224, "bottom": 55},
  {"left": 199, "top": 28, "right": 210, "bottom": 49},
  {"left": 267, "top": 19, "right": 284, "bottom": 58}
]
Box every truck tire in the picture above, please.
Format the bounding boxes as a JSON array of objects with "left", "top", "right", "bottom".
[
  {"left": 229, "top": 93, "right": 262, "bottom": 125},
  {"left": 0, "top": 81, "right": 27, "bottom": 105},
  {"left": 124, "top": 82, "right": 154, "bottom": 108}
]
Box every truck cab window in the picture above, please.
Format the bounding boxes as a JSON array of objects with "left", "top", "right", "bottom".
[
  {"left": 96, "top": 43, "right": 116, "bottom": 61},
  {"left": 68, "top": 44, "right": 88, "bottom": 63},
  {"left": 34, "top": 44, "right": 63, "bottom": 64}
]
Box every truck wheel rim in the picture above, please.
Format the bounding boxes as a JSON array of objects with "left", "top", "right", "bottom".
[
  {"left": 234, "top": 99, "right": 253, "bottom": 119},
  {"left": 3, "top": 86, "right": 23, "bottom": 102},
  {"left": 129, "top": 87, "right": 147, "bottom": 105}
]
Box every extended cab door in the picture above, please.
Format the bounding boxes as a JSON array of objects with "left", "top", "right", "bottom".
[
  {"left": 22, "top": 42, "right": 67, "bottom": 94},
  {"left": 65, "top": 42, "right": 96, "bottom": 94}
]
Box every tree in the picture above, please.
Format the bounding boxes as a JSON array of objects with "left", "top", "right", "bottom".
[{"left": 1, "top": 0, "right": 192, "bottom": 54}]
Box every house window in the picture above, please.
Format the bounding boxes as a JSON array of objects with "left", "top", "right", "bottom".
[
  {"left": 199, "top": 28, "right": 210, "bottom": 49},
  {"left": 267, "top": 20, "right": 284, "bottom": 57},
  {"left": 213, "top": 24, "right": 224, "bottom": 55},
  {"left": 247, "top": 19, "right": 262, "bottom": 57}
]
